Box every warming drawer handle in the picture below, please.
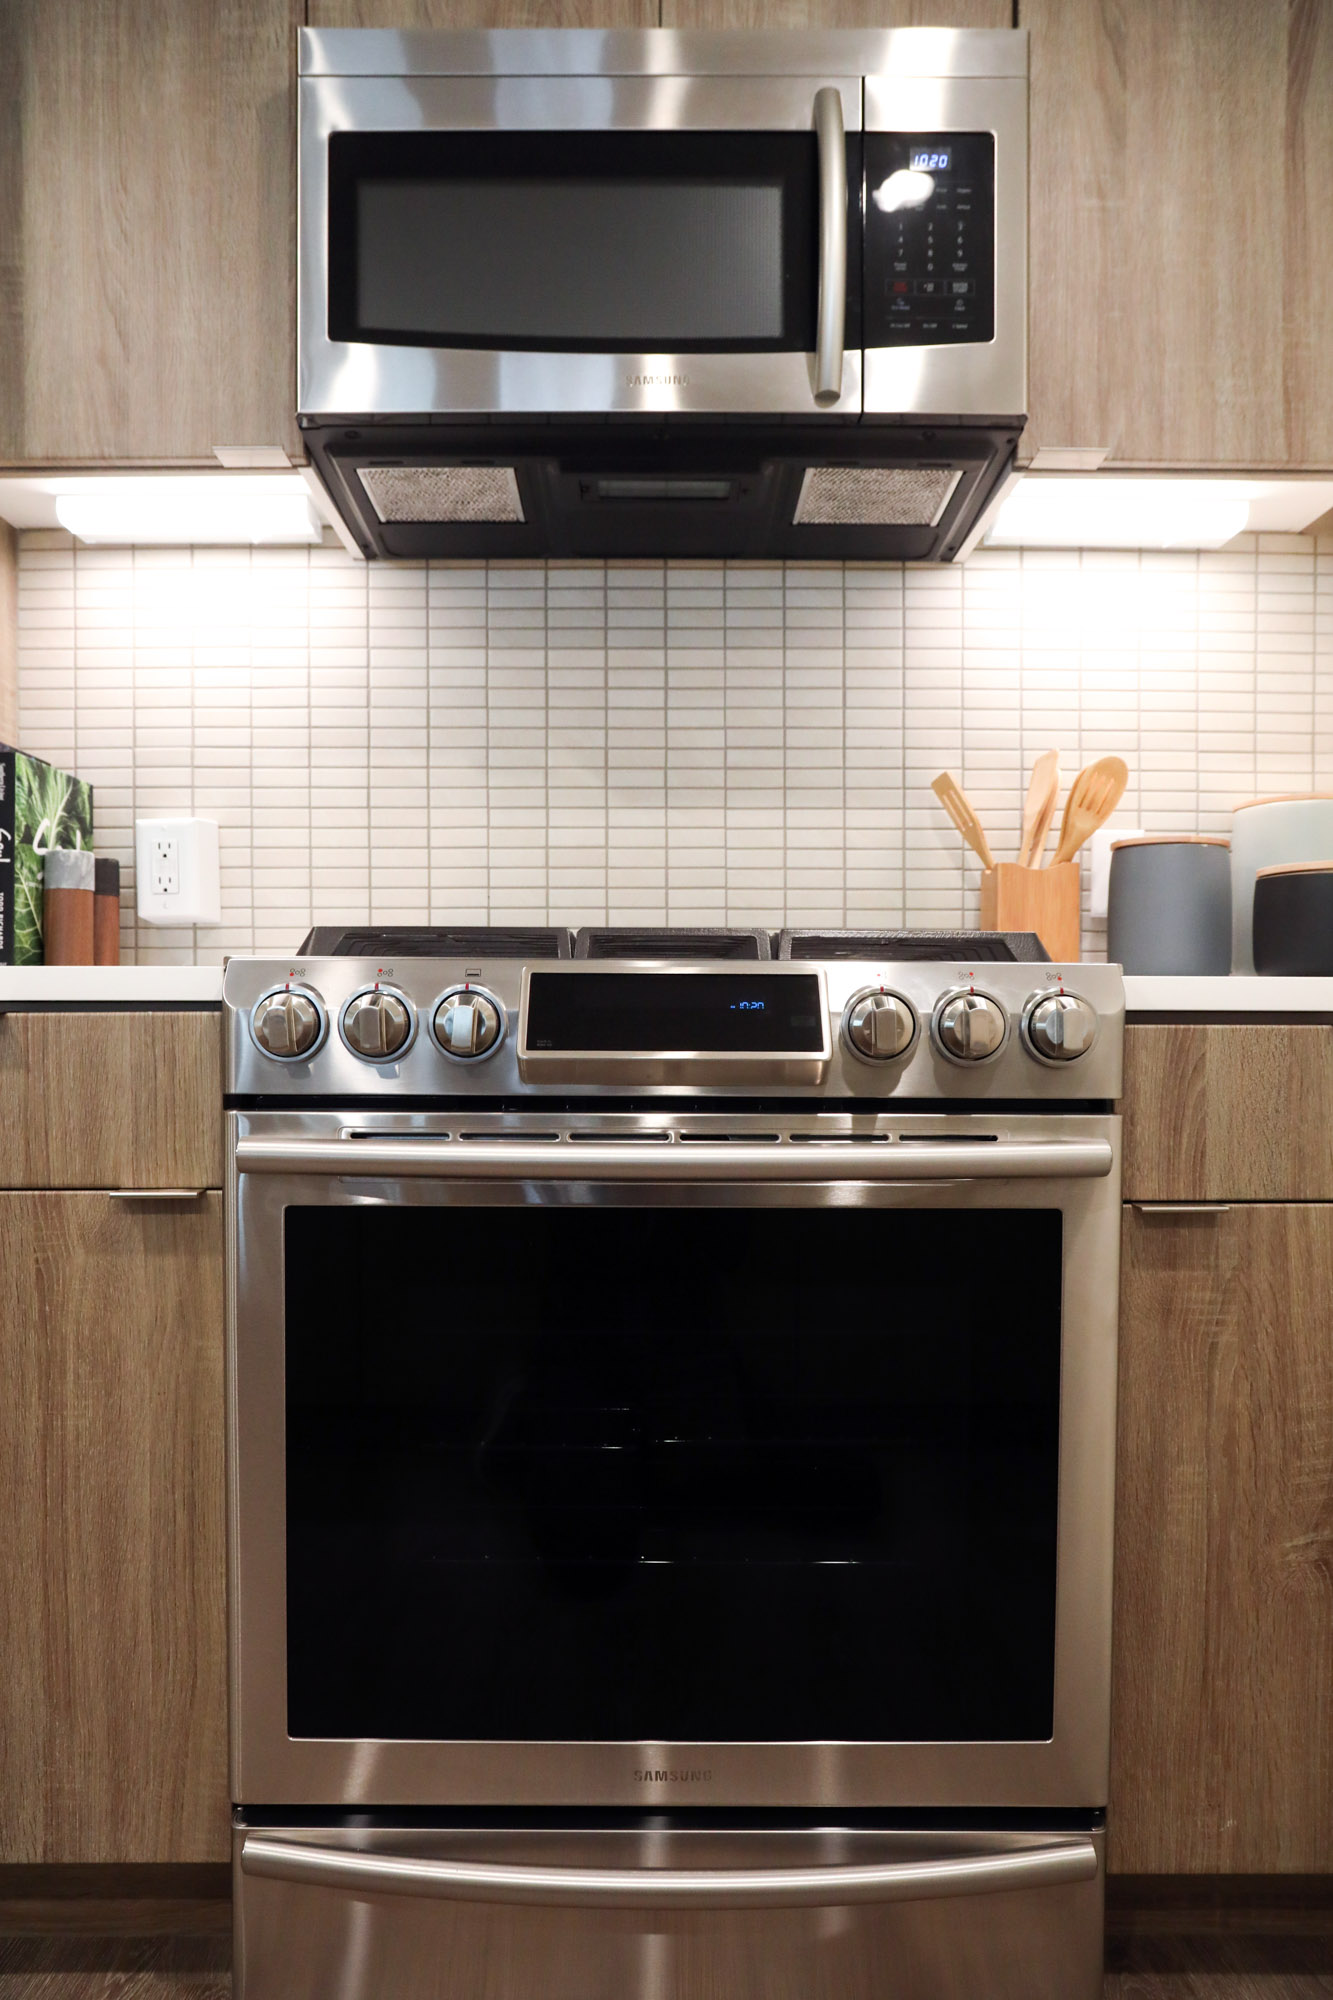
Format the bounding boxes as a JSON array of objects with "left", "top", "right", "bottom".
[
  {"left": 233, "top": 1137, "right": 1113, "bottom": 1182},
  {"left": 812, "top": 85, "right": 847, "bottom": 408},
  {"left": 240, "top": 1834, "right": 1098, "bottom": 1909}
]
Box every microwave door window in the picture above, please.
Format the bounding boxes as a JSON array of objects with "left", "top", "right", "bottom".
[
  {"left": 326, "top": 132, "right": 817, "bottom": 353},
  {"left": 283, "top": 1205, "right": 1062, "bottom": 1746}
]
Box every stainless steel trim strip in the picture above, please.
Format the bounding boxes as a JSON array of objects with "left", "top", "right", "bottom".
[
  {"left": 1130, "top": 1202, "right": 1232, "bottom": 1214},
  {"left": 240, "top": 1832, "right": 1098, "bottom": 1908},
  {"left": 233, "top": 1136, "right": 1113, "bottom": 1181},
  {"left": 812, "top": 85, "right": 847, "bottom": 407},
  {"left": 107, "top": 1189, "right": 206, "bottom": 1201},
  {"left": 298, "top": 28, "right": 1031, "bottom": 82}
]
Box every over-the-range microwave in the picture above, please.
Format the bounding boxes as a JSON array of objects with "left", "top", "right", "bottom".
[{"left": 298, "top": 28, "right": 1027, "bottom": 563}]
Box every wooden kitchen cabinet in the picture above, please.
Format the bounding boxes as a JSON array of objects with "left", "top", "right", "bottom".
[
  {"left": 0, "top": 0, "right": 303, "bottom": 465},
  {"left": 658, "top": 1, "right": 1009, "bottom": 28},
  {"left": 1022, "top": 0, "right": 1333, "bottom": 467},
  {"left": 1110, "top": 1202, "right": 1333, "bottom": 1873},
  {"left": 1120, "top": 1021, "right": 1333, "bottom": 1202},
  {"left": 0, "top": 1191, "right": 228, "bottom": 1862},
  {"left": 0, "top": 1010, "right": 222, "bottom": 1190}
]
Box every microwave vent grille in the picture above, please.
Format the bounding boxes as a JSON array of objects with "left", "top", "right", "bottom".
[
  {"left": 793, "top": 467, "right": 962, "bottom": 528},
  {"left": 358, "top": 466, "right": 525, "bottom": 524}
]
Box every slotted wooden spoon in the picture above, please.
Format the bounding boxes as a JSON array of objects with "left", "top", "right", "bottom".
[
  {"left": 1018, "top": 749, "right": 1060, "bottom": 867},
  {"left": 931, "top": 771, "right": 996, "bottom": 870},
  {"left": 1050, "top": 755, "right": 1129, "bottom": 867}
]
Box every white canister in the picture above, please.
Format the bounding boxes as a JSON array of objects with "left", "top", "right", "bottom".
[{"left": 1230, "top": 793, "right": 1333, "bottom": 971}]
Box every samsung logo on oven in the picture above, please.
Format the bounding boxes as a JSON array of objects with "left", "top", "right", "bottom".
[
  {"left": 627, "top": 374, "right": 689, "bottom": 388},
  {"left": 635, "top": 1768, "right": 713, "bottom": 1783}
]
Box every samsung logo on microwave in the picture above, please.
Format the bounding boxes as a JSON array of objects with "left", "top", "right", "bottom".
[
  {"left": 635, "top": 1767, "right": 713, "bottom": 1783},
  {"left": 627, "top": 374, "right": 689, "bottom": 387}
]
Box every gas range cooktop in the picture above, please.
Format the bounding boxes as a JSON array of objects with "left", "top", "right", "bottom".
[
  {"left": 227, "top": 929, "right": 1123, "bottom": 1104},
  {"left": 297, "top": 925, "right": 1053, "bottom": 963}
]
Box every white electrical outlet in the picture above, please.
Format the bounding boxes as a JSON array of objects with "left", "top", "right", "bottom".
[
  {"left": 135, "top": 818, "right": 221, "bottom": 927},
  {"left": 152, "top": 833, "right": 180, "bottom": 896}
]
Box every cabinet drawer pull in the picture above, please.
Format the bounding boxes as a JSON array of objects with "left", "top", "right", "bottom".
[
  {"left": 1130, "top": 1202, "right": 1232, "bottom": 1214},
  {"left": 108, "top": 1188, "right": 206, "bottom": 1201}
]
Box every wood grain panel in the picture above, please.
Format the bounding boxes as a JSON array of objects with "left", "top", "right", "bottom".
[
  {"left": 661, "top": 0, "right": 1009, "bottom": 27},
  {"left": 0, "top": 1013, "right": 222, "bottom": 1190},
  {"left": 0, "top": 521, "right": 16, "bottom": 744},
  {"left": 0, "top": 1194, "right": 227, "bottom": 1863},
  {"left": 1110, "top": 1205, "right": 1333, "bottom": 1873},
  {"left": 1024, "top": 0, "right": 1333, "bottom": 468},
  {"left": 2, "top": 0, "right": 301, "bottom": 465},
  {"left": 1120, "top": 1023, "right": 1333, "bottom": 1202},
  {"left": 311, "top": 0, "right": 656, "bottom": 25}
]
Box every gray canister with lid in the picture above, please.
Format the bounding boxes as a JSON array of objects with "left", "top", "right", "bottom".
[{"left": 1106, "top": 836, "right": 1232, "bottom": 974}]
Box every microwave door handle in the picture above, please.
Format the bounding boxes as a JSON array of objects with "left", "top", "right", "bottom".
[
  {"left": 812, "top": 85, "right": 847, "bottom": 407},
  {"left": 241, "top": 1833, "right": 1098, "bottom": 1909}
]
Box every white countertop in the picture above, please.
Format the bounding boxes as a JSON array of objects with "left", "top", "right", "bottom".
[
  {"left": 1124, "top": 974, "right": 1333, "bottom": 1013},
  {"left": 0, "top": 966, "right": 1329, "bottom": 1015},
  {"left": 0, "top": 966, "right": 223, "bottom": 1004}
]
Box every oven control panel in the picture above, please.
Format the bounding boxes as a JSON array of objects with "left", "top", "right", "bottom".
[
  {"left": 864, "top": 131, "right": 995, "bottom": 350},
  {"left": 224, "top": 958, "right": 1123, "bottom": 1102}
]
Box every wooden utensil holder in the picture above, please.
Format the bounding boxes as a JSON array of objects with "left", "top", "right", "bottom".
[{"left": 980, "top": 861, "right": 1081, "bottom": 961}]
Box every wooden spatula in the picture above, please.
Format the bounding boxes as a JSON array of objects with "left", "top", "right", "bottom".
[
  {"left": 931, "top": 772, "right": 996, "bottom": 870},
  {"left": 1018, "top": 749, "right": 1060, "bottom": 868},
  {"left": 1050, "top": 755, "right": 1129, "bottom": 867}
]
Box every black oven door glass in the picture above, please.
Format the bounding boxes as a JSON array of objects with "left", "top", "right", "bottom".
[
  {"left": 326, "top": 131, "right": 840, "bottom": 353},
  {"left": 285, "top": 1205, "right": 1061, "bottom": 1743}
]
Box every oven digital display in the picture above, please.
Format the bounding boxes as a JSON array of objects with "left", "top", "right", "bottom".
[{"left": 524, "top": 971, "right": 825, "bottom": 1053}]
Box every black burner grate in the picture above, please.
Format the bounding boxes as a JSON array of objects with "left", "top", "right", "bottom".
[
  {"left": 574, "top": 927, "right": 773, "bottom": 960},
  {"left": 298, "top": 926, "right": 572, "bottom": 959},
  {"left": 777, "top": 929, "right": 1051, "bottom": 963}
]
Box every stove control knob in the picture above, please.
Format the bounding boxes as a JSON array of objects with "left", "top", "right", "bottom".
[
  {"left": 342, "top": 987, "right": 413, "bottom": 1061},
  {"left": 844, "top": 989, "right": 917, "bottom": 1062},
  {"left": 932, "top": 990, "right": 1008, "bottom": 1064},
  {"left": 434, "top": 987, "right": 504, "bottom": 1060},
  {"left": 1023, "top": 991, "right": 1098, "bottom": 1063},
  {"left": 251, "top": 987, "right": 325, "bottom": 1061}
]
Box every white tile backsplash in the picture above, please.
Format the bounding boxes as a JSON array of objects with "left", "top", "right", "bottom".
[{"left": 14, "top": 529, "right": 1333, "bottom": 962}]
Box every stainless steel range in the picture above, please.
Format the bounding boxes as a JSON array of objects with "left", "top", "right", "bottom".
[{"left": 224, "top": 927, "right": 1122, "bottom": 2000}]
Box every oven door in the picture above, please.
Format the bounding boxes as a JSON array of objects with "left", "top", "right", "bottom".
[
  {"left": 299, "top": 72, "right": 862, "bottom": 419},
  {"left": 227, "top": 1110, "right": 1119, "bottom": 1810}
]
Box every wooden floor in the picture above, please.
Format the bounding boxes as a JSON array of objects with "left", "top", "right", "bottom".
[{"left": 2, "top": 1887, "right": 1333, "bottom": 1999}]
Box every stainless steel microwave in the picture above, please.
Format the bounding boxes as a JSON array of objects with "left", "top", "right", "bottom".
[{"left": 297, "top": 28, "right": 1027, "bottom": 563}]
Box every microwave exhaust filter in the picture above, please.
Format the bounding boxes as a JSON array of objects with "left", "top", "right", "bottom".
[
  {"left": 793, "top": 467, "right": 962, "bottom": 527},
  {"left": 358, "top": 466, "right": 525, "bottom": 524}
]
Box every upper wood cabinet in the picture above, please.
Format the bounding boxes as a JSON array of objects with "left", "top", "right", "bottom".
[
  {"left": 657, "top": 1, "right": 1009, "bottom": 27},
  {"left": 0, "top": 0, "right": 302, "bottom": 466},
  {"left": 1111, "top": 1202, "right": 1333, "bottom": 1872},
  {"left": 309, "top": 0, "right": 655, "bottom": 20},
  {"left": 1023, "top": 0, "right": 1333, "bottom": 467}
]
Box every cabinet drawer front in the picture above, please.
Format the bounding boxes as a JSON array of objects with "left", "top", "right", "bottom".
[
  {"left": 0, "top": 1192, "right": 227, "bottom": 1862},
  {"left": 0, "top": 1012, "right": 221, "bottom": 1189},
  {"left": 1111, "top": 1202, "right": 1333, "bottom": 1873},
  {"left": 1121, "top": 1022, "right": 1333, "bottom": 1200}
]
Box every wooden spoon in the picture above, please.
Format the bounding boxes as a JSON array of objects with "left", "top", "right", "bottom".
[
  {"left": 1018, "top": 749, "right": 1061, "bottom": 868},
  {"left": 931, "top": 772, "right": 996, "bottom": 870},
  {"left": 1050, "top": 755, "right": 1129, "bottom": 867}
]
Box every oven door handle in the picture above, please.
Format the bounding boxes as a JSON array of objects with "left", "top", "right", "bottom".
[
  {"left": 233, "top": 1136, "right": 1113, "bottom": 1182},
  {"left": 240, "top": 1832, "right": 1098, "bottom": 1909},
  {"left": 812, "top": 83, "right": 847, "bottom": 407}
]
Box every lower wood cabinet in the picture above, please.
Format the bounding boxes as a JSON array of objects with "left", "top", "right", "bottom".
[
  {"left": 0, "top": 1192, "right": 228, "bottom": 1863},
  {"left": 1111, "top": 1201, "right": 1333, "bottom": 1873}
]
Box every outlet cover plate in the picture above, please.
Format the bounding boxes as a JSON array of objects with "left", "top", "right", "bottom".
[{"left": 135, "top": 817, "right": 221, "bottom": 927}]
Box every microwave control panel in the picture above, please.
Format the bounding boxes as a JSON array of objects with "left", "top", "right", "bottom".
[{"left": 863, "top": 132, "right": 996, "bottom": 349}]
